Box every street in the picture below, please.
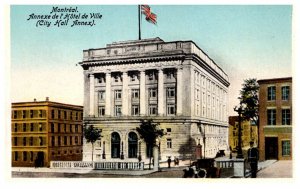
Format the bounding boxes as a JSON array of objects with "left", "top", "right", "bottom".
[{"left": 257, "top": 160, "right": 292, "bottom": 178}]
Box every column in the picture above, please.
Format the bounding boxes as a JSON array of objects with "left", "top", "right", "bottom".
[
  {"left": 122, "top": 71, "right": 129, "bottom": 116},
  {"left": 158, "top": 68, "right": 164, "bottom": 116},
  {"left": 139, "top": 70, "right": 146, "bottom": 115},
  {"left": 176, "top": 67, "right": 183, "bottom": 115},
  {"left": 190, "top": 68, "right": 195, "bottom": 116},
  {"left": 105, "top": 72, "right": 111, "bottom": 116},
  {"left": 89, "top": 74, "right": 95, "bottom": 116}
]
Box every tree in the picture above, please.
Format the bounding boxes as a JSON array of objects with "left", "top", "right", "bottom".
[
  {"left": 83, "top": 125, "right": 102, "bottom": 162},
  {"left": 136, "top": 119, "right": 165, "bottom": 169},
  {"left": 238, "top": 78, "right": 259, "bottom": 147}
]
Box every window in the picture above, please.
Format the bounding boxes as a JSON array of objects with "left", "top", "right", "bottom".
[
  {"left": 13, "top": 111, "right": 17, "bottom": 119},
  {"left": 98, "top": 106, "right": 105, "bottom": 116},
  {"left": 128, "top": 132, "right": 138, "bottom": 158},
  {"left": 282, "top": 109, "right": 291, "bottom": 125},
  {"left": 75, "top": 112, "right": 78, "bottom": 120},
  {"left": 14, "top": 123, "right": 18, "bottom": 132},
  {"left": 130, "top": 74, "right": 137, "bottom": 82},
  {"left": 166, "top": 128, "right": 171, "bottom": 133},
  {"left": 70, "top": 136, "right": 72, "bottom": 145},
  {"left": 114, "top": 75, "right": 121, "bottom": 82},
  {"left": 111, "top": 132, "right": 121, "bottom": 158},
  {"left": 29, "top": 137, "right": 33, "bottom": 146},
  {"left": 115, "top": 105, "right": 122, "bottom": 116},
  {"left": 23, "top": 152, "right": 27, "bottom": 161},
  {"left": 51, "top": 110, "right": 55, "bottom": 119},
  {"left": 167, "top": 139, "right": 172, "bottom": 148},
  {"left": 167, "top": 88, "right": 176, "bottom": 98},
  {"left": 23, "top": 123, "right": 26, "bottom": 132},
  {"left": 167, "top": 104, "right": 176, "bottom": 115},
  {"left": 39, "top": 110, "right": 43, "bottom": 118},
  {"left": 98, "top": 76, "right": 105, "bottom": 83},
  {"left": 132, "top": 105, "right": 139, "bottom": 116},
  {"left": 51, "top": 136, "right": 55, "bottom": 146},
  {"left": 149, "top": 88, "right": 157, "bottom": 98},
  {"left": 99, "top": 91, "right": 105, "bottom": 101},
  {"left": 267, "top": 86, "right": 276, "bottom": 101},
  {"left": 39, "top": 123, "right": 43, "bottom": 132},
  {"left": 282, "top": 86, "right": 290, "bottom": 100},
  {"left": 75, "top": 136, "right": 78, "bottom": 144},
  {"left": 58, "top": 110, "right": 61, "bottom": 119},
  {"left": 75, "top": 125, "right": 78, "bottom": 133},
  {"left": 30, "top": 110, "right": 33, "bottom": 118},
  {"left": 39, "top": 137, "right": 43, "bottom": 146},
  {"left": 14, "top": 137, "right": 18, "bottom": 146},
  {"left": 149, "top": 105, "right": 157, "bottom": 115},
  {"left": 51, "top": 123, "right": 54, "bottom": 133},
  {"left": 30, "top": 123, "right": 34, "bottom": 132},
  {"left": 132, "top": 89, "right": 139, "bottom": 99},
  {"left": 64, "top": 136, "right": 67, "bottom": 145},
  {"left": 282, "top": 140, "right": 291, "bottom": 156},
  {"left": 64, "top": 124, "right": 67, "bottom": 132},
  {"left": 22, "top": 110, "right": 26, "bottom": 118},
  {"left": 58, "top": 124, "right": 61, "bottom": 132},
  {"left": 58, "top": 136, "right": 61, "bottom": 145},
  {"left": 64, "top": 111, "right": 67, "bottom": 119},
  {"left": 148, "top": 71, "right": 157, "bottom": 81},
  {"left": 115, "top": 90, "right": 122, "bottom": 100},
  {"left": 70, "top": 112, "right": 73, "bottom": 120},
  {"left": 267, "top": 109, "right": 276, "bottom": 125},
  {"left": 14, "top": 152, "right": 18, "bottom": 161},
  {"left": 23, "top": 137, "right": 26, "bottom": 146}
]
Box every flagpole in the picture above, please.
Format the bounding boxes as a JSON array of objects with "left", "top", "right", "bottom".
[{"left": 138, "top": 5, "right": 141, "bottom": 40}]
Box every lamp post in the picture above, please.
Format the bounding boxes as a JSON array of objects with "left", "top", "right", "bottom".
[{"left": 234, "top": 104, "right": 244, "bottom": 159}]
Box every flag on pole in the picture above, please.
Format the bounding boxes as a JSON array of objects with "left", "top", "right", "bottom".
[{"left": 141, "top": 5, "right": 157, "bottom": 24}]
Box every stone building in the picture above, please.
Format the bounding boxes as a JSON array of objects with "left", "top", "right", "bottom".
[
  {"left": 79, "top": 38, "right": 230, "bottom": 162},
  {"left": 258, "top": 77, "right": 292, "bottom": 161},
  {"left": 228, "top": 116, "right": 258, "bottom": 152},
  {"left": 11, "top": 98, "right": 83, "bottom": 167}
]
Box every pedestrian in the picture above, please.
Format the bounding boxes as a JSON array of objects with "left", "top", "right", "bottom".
[
  {"left": 247, "top": 141, "right": 259, "bottom": 178},
  {"left": 167, "top": 156, "right": 171, "bottom": 168}
]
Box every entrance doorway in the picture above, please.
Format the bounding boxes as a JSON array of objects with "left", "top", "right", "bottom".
[{"left": 265, "top": 137, "right": 278, "bottom": 160}]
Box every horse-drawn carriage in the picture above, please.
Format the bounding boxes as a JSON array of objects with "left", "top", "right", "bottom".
[{"left": 183, "top": 158, "right": 220, "bottom": 178}]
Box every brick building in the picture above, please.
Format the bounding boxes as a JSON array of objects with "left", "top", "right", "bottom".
[
  {"left": 79, "top": 38, "right": 230, "bottom": 162},
  {"left": 11, "top": 98, "right": 83, "bottom": 167},
  {"left": 258, "top": 77, "right": 292, "bottom": 161}
]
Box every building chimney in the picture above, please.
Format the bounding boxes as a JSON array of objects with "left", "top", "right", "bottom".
[
  {"left": 34, "top": 98, "right": 36, "bottom": 102},
  {"left": 46, "top": 97, "right": 49, "bottom": 101}
]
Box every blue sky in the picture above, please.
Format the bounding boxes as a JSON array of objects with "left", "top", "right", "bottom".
[{"left": 10, "top": 5, "right": 292, "bottom": 115}]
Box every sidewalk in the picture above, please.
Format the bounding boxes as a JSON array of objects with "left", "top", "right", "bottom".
[
  {"left": 245, "top": 160, "right": 277, "bottom": 177},
  {"left": 257, "top": 160, "right": 293, "bottom": 178}
]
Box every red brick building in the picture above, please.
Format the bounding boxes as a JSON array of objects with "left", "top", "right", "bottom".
[{"left": 258, "top": 77, "right": 292, "bottom": 161}]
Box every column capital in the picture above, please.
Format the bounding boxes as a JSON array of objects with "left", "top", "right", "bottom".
[{"left": 89, "top": 73, "right": 95, "bottom": 77}]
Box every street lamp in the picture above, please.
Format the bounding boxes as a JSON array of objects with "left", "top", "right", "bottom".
[{"left": 234, "top": 104, "right": 244, "bottom": 159}]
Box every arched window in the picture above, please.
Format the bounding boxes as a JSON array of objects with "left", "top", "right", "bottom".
[
  {"left": 128, "top": 132, "right": 138, "bottom": 158},
  {"left": 111, "top": 132, "right": 120, "bottom": 158}
]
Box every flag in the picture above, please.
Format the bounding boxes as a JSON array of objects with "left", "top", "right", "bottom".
[{"left": 141, "top": 5, "right": 157, "bottom": 24}]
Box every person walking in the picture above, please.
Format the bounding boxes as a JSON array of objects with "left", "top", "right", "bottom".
[
  {"left": 167, "top": 157, "right": 171, "bottom": 168},
  {"left": 247, "top": 141, "right": 259, "bottom": 178}
]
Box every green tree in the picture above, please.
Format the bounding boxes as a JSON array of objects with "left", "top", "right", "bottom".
[
  {"left": 136, "top": 119, "right": 164, "bottom": 169},
  {"left": 83, "top": 125, "right": 102, "bottom": 162},
  {"left": 238, "top": 78, "right": 259, "bottom": 146}
]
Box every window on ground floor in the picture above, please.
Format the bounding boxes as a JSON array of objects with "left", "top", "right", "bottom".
[
  {"left": 282, "top": 140, "right": 291, "bottom": 156},
  {"left": 167, "top": 139, "right": 172, "bottom": 149}
]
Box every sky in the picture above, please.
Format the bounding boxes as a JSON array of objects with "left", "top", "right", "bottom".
[{"left": 10, "top": 5, "right": 292, "bottom": 116}]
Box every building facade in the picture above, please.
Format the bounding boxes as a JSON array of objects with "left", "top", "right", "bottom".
[
  {"left": 258, "top": 77, "right": 292, "bottom": 161},
  {"left": 228, "top": 116, "right": 258, "bottom": 152},
  {"left": 79, "top": 38, "right": 230, "bottom": 162},
  {"left": 11, "top": 98, "right": 83, "bottom": 167}
]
